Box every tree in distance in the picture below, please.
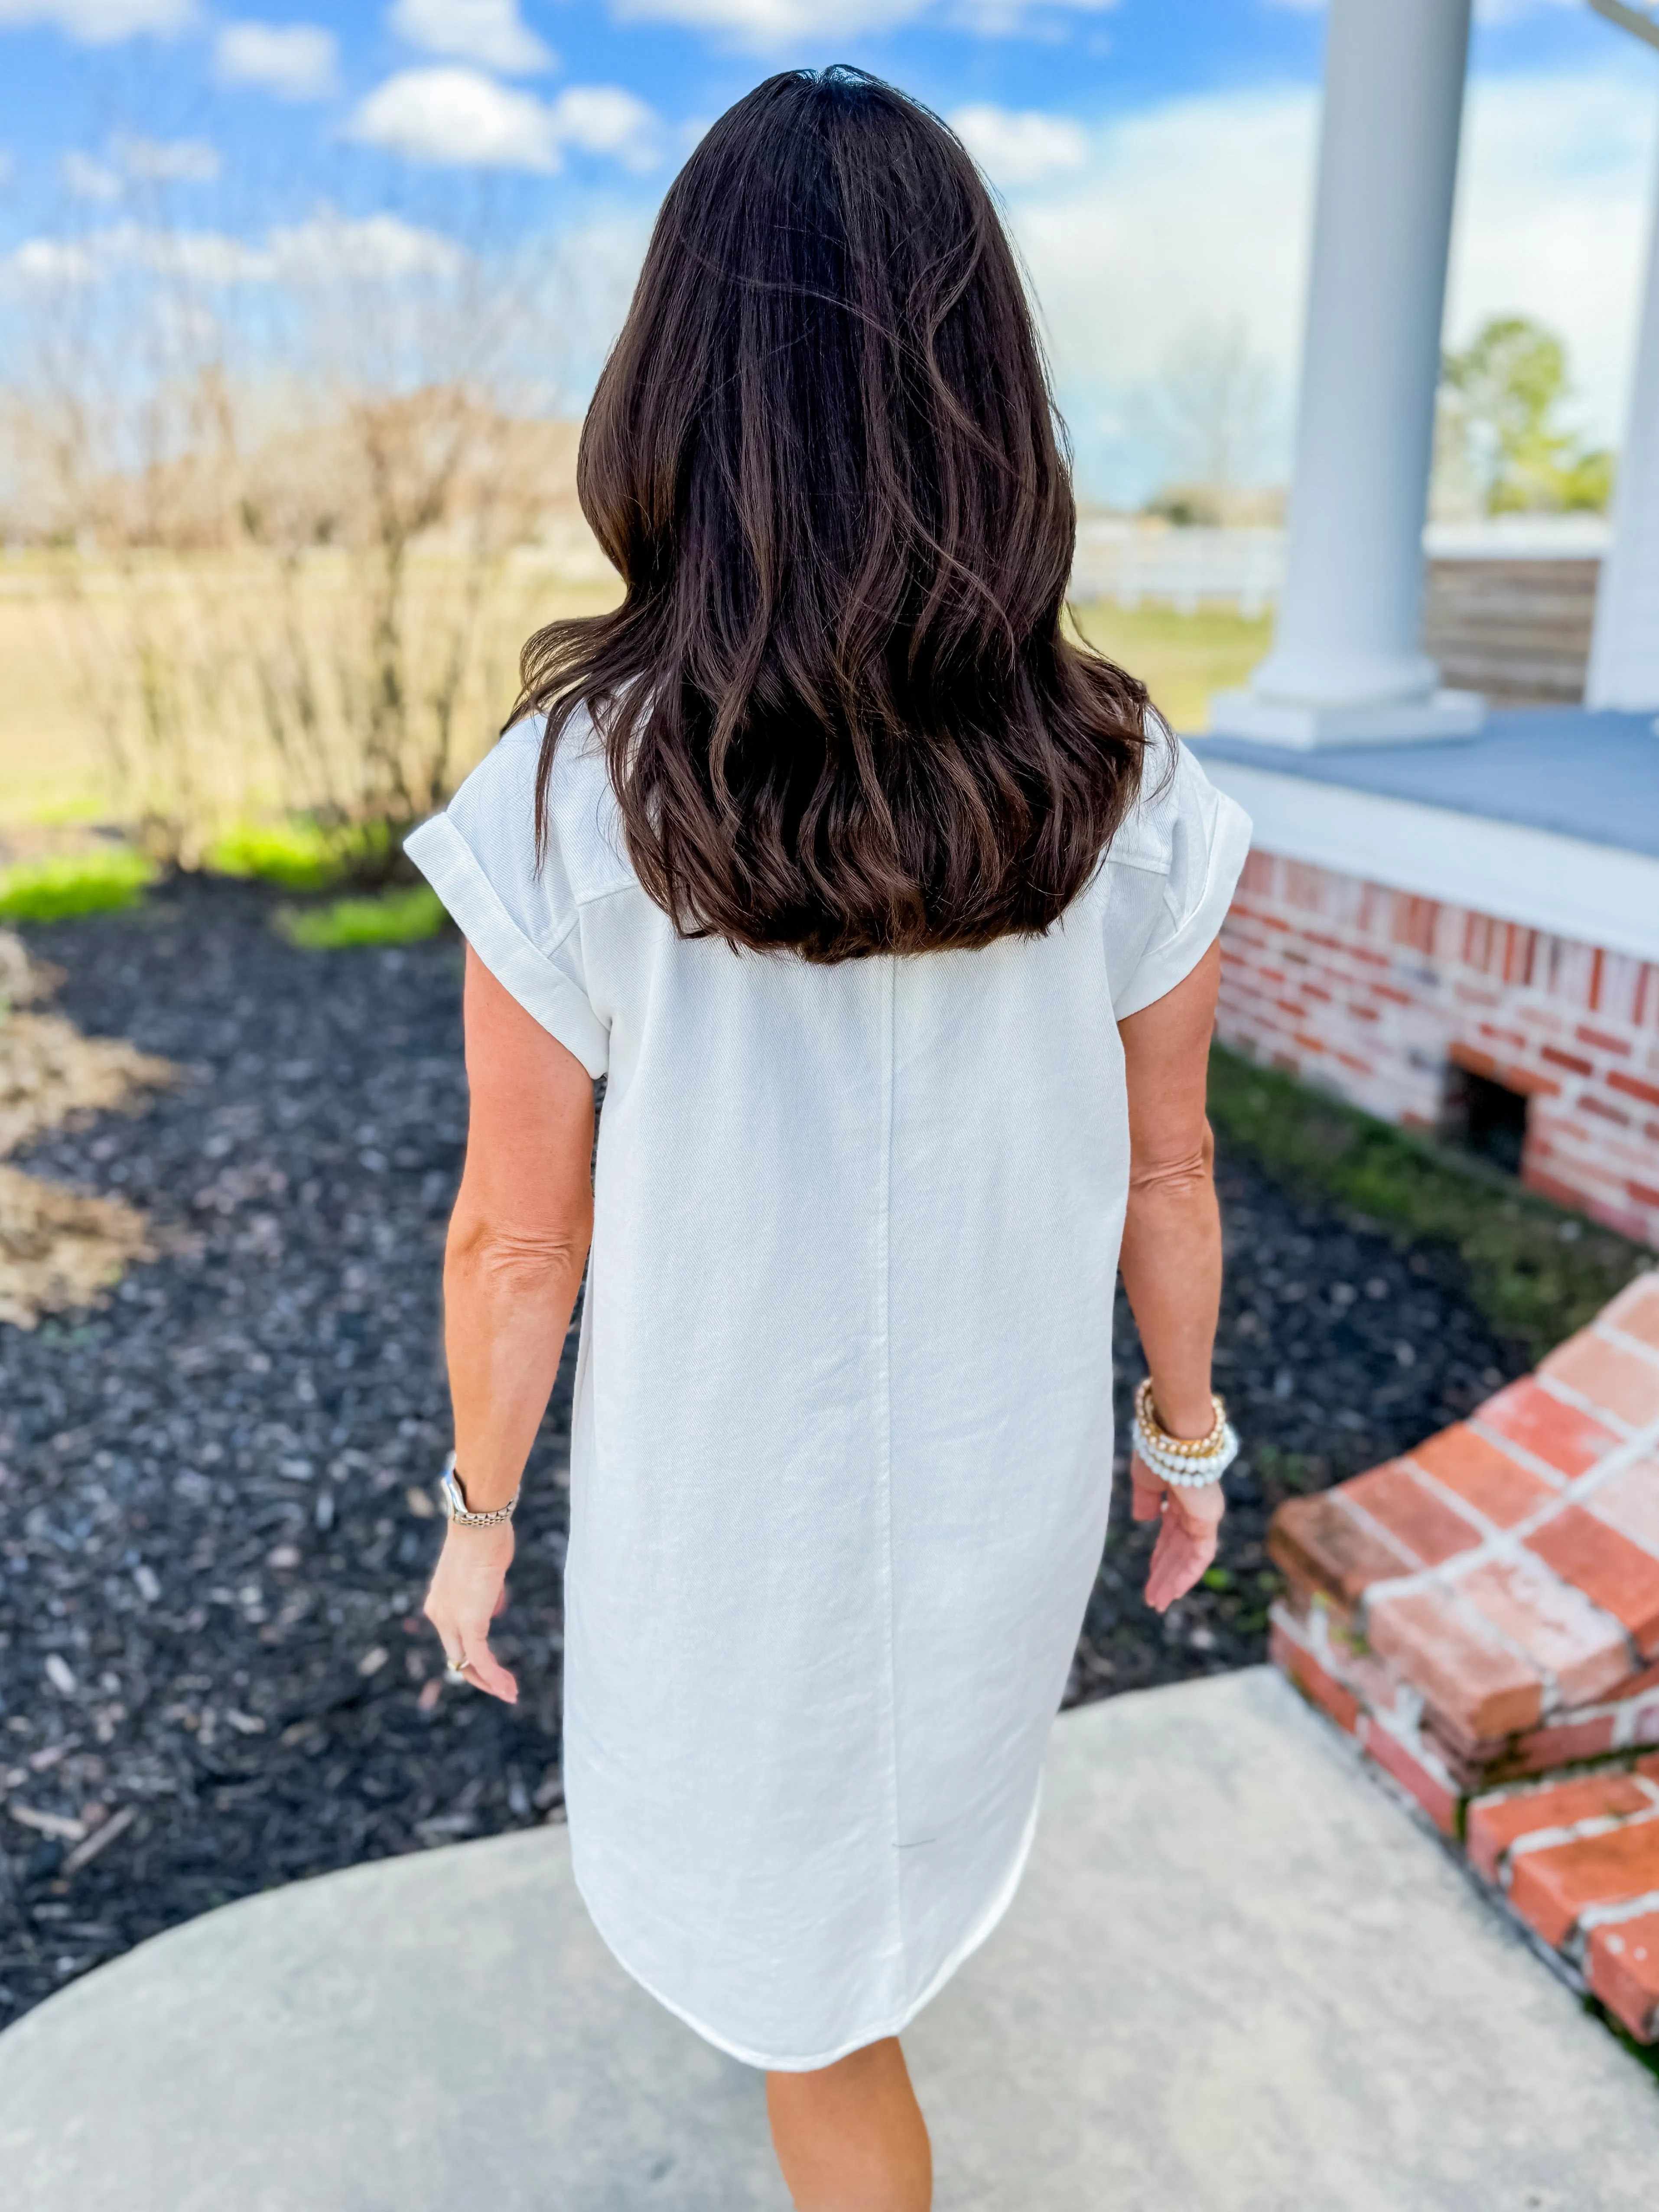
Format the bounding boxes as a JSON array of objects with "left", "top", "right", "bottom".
[{"left": 1436, "top": 315, "right": 1614, "bottom": 518}]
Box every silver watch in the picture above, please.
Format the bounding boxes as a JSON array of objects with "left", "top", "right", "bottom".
[{"left": 439, "top": 1453, "right": 519, "bottom": 1528}]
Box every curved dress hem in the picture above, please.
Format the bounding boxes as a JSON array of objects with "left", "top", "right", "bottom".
[{"left": 570, "top": 1779, "right": 1044, "bottom": 2074}]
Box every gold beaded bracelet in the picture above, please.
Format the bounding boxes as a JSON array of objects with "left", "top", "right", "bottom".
[{"left": 1133, "top": 1377, "right": 1229, "bottom": 1457}]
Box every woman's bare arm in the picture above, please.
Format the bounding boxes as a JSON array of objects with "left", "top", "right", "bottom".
[
  {"left": 1117, "top": 936, "right": 1227, "bottom": 1613},
  {"left": 423, "top": 945, "right": 595, "bottom": 1702}
]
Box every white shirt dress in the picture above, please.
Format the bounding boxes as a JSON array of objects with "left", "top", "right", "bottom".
[{"left": 405, "top": 717, "right": 1251, "bottom": 2071}]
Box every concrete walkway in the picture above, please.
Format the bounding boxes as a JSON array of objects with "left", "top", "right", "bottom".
[{"left": 2, "top": 1668, "right": 1655, "bottom": 2211}]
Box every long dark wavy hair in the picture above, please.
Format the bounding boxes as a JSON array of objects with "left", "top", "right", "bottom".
[{"left": 517, "top": 66, "right": 1156, "bottom": 963}]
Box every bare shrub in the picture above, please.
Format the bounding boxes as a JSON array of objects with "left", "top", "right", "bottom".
[
  {"left": 1135, "top": 318, "right": 1281, "bottom": 524},
  {"left": 2, "top": 209, "right": 615, "bottom": 864},
  {"left": 235, "top": 392, "right": 589, "bottom": 853}
]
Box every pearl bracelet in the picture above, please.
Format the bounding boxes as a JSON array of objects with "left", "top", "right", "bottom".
[{"left": 1131, "top": 1378, "right": 1239, "bottom": 1488}]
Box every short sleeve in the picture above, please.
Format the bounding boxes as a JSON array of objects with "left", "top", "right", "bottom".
[
  {"left": 1111, "top": 741, "right": 1252, "bottom": 1020},
  {"left": 403, "top": 726, "right": 611, "bottom": 1078}
]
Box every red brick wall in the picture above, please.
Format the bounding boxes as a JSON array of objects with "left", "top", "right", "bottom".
[{"left": 1218, "top": 849, "right": 1659, "bottom": 1249}]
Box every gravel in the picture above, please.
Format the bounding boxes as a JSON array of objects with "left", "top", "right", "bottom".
[{"left": 0, "top": 881, "right": 1529, "bottom": 2028}]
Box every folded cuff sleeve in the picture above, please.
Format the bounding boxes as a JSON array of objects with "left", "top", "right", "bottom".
[
  {"left": 1113, "top": 777, "right": 1252, "bottom": 1021},
  {"left": 403, "top": 812, "right": 610, "bottom": 1079}
]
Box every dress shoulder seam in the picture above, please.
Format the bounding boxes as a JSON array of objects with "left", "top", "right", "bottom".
[{"left": 571, "top": 875, "right": 642, "bottom": 912}]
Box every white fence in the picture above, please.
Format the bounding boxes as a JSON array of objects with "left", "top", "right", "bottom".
[
  {"left": 1070, "top": 521, "right": 1283, "bottom": 616},
  {"left": 1069, "top": 515, "right": 1609, "bottom": 617}
]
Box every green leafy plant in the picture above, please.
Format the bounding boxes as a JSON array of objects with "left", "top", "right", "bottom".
[
  {"left": 274, "top": 884, "right": 446, "bottom": 951},
  {"left": 205, "top": 819, "right": 395, "bottom": 893},
  {"left": 207, "top": 822, "right": 344, "bottom": 893},
  {"left": 1250, "top": 1442, "right": 1323, "bottom": 1497},
  {"left": 1207, "top": 1044, "right": 1652, "bottom": 1360},
  {"left": 0, "top": 848, "right": 156, "bottom": 924}
]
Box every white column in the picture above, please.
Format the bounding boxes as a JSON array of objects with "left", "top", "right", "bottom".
[
  {"left": 1587, "top": 82, "right": 1659, "bottom": 712},
  {"left": 1210, "top": 0, "right": 1484, "bottom": 749}
]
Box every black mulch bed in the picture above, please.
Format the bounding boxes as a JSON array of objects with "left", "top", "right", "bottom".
[{"left": 0, "top": 879, "right": 1529, "bottom": 2027}]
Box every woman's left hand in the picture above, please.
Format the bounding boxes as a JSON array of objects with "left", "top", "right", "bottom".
[
  {"left": 1130, "top": 1454, "right": 1226, "bottom": 1614},
  {"left": 423, "top": 1523, "right": 519, "bottom": 1702}
]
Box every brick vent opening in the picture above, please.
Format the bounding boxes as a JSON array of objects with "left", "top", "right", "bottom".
[
  {"left": 1216, "top": 847, "right": 1659, "bottom": 1246},
  {"left": 1446, "top": 1066, "right": 1529, "bottom": 1178}
]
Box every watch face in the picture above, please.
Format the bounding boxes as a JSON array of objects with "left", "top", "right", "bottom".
[{"left": 440, "top": 1468, "right": 465, "bottom": 1518}]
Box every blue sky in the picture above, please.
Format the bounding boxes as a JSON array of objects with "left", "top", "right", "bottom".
[{"left": 2, "top": 0, "right": 1654, "bottom": 501}]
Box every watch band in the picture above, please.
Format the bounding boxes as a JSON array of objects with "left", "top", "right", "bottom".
[{"left": 439, "top": 1453, "right": 519, "bottom": 1528}]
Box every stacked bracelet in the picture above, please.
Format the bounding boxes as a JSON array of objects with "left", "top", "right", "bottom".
[{"left": 1131, "top": 1377, "right": 1239, "bottom": 1489}]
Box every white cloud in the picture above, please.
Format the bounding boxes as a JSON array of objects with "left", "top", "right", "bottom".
[
  {"left": 1444, "top": 68, "right": 1657, "bottom": 439},
  {"left": 609, "top": 0, "right": 1114, "bottom": 38},
  {"left": 992, "top": 66, "right": 1655, "bottom": 502},
  {"left": 61, "top": 221, "right": 266, "bottom": 281},
  {"left": 61, "top": 136, "right": 220, "bottom": 203},
  {"left": 62, "top": 150, "right": 123, "bottom": 199},
  {"left": 347, "top": 67, "right": 660, "bottom": 171},
  {"left": 115, "top": 223, "right": 264, "bottom": 280},
  {"left": 215, "top": 21, "right": 339, "bottom": 101},
  {"left": 115, "top": 134, "right": 221, "bottom": 182},
  {"left": 1262, "top": 0, "right": 1583, "bottom": 12},
  {"left": 546, "top": 86, "right": 661, "bottom": 171},
  {"left": 5, "top": 211, "right": 464, "bottom": 288},
  {"left": 951, "top": 0, "right": 1113, "bottom": 26},
  {"left": 348, "top": 66, "right": 560, "bottom": 168},
  {"left": 951, "top": 104, "right": 1089, "bottom": 187},
  {"left": 389, "top": 0, "right": 553, "bottom": 72},
  {"left": 10, "top": 237, "right": 99, "bottom": 282},
  {"left": 0, "top": 0, "right": 192, "bottom": 40},
  {"left": 267, "top": 208, "right": 465, "bottom": 281},
  {"left": 1011, "top": 86, "right": 1320, "bottom": 397}
]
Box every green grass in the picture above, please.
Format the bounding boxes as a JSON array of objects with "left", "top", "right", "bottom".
[
  {"left": 274, "top": 884, "right": 446, "bottom": 951},
  {"left": 1207, "top": 1042, "right": 1653, "bottom": 1362},
  {"left": 1068, "top": 600, "right": 1274, "bottom": 733},
  {"left": 0, "top": 846, "right": 157, "bottom": 924},
  {"left": 205, "top": 819, "right": 393, "bottom": 893}
]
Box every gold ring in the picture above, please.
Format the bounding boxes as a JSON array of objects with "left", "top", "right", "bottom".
[{"left": 447, "top": 1655, "right": 468, "bottom": 1676}]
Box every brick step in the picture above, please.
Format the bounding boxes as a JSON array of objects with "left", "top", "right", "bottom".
[
  {"left": 1270, "top": 1278, "right": 1659, "bottom": 1752},
  {"left": 1267, "top": 1269, "right": 1659, "bottom": 2044},
  {"left": 1466, "top": 1759, "right": 1659, "bottom": 2043}
]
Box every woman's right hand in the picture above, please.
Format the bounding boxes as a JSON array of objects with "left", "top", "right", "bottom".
[
  {"left": 423, "top": 1522, "right": 519, "bottom": 1702},
  {"left": 1131, "top": 1454, "right": 1226, "bottom": 1615}
]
